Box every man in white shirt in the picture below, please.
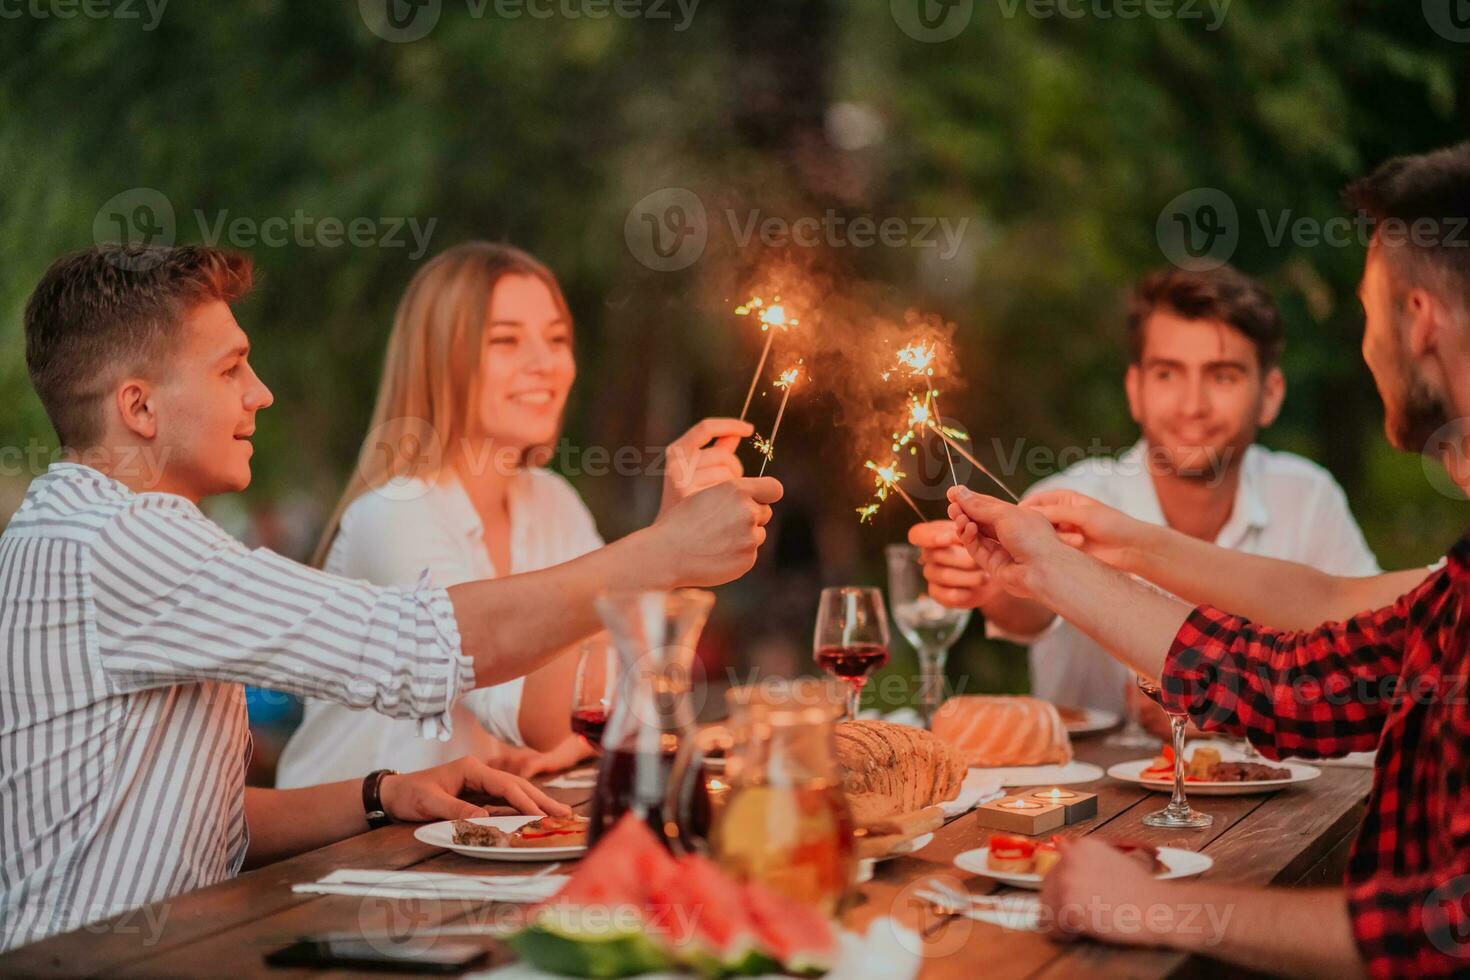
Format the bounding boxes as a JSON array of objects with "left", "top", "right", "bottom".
[
  {"left": 912, "top": 265, "right": 1379, "bottom": 715},
  {"left": 0, "top": 243, "right": 782, "bottom": 950}
]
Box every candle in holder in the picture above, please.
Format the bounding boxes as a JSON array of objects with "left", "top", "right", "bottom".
[
  {"left": 1027, "top": 787, "right": 1098, "bottom": 824},
  {"left": 976, "top": 795, "right": 1065, "bottom": 835}
]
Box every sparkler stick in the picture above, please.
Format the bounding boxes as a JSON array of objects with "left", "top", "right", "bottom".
[
  {"left": 754, "top": 365, "right": 800, "bottom": 477},
  {"left": 735, "top": 300, "right": 794, "bottom": 422},
  {"left": 930, "top": 425, "right": 1021, "bottom": 502},
  {"left": 893, "top": 340, "right": 959, "bottom": 487}
]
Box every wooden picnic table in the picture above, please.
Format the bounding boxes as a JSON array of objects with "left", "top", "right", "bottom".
[{"left": 0, "top": 738, "right": 1373, "bottom": 979}]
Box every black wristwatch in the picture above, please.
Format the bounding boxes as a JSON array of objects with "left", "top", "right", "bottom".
[{"left": 362, "top": 768, "right": 398, "bottom": 829}]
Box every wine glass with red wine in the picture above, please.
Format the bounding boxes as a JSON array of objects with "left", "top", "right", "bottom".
[
  {"left": 571, "top": 640, "right": 618, "bottom": 749},
  {"left": 1136, "top": 675, "right": 1212, "bottom": 829},
  {"left": 813, "top": 587, "right": 891, "bottom": 721}
]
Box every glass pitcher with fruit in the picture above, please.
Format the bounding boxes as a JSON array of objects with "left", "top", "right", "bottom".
[
  {"left": 676, "top": 679, "right": 856, "bottom": 917},
  {"left": 587, "top": 589, "right": 714, "bottom": 850}
]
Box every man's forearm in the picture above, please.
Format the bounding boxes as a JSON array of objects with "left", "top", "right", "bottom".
[
  {"left": 243, "top": 782, "right": 366, "bottom": 869},
  {"left": 1028, "top": 545, "right": 1192, "bottom": 680},
  {"left": 450, "top": 529, "right": 672, "bottom": 688},
  {"left": 981, "top": 591, "right": 1057, "bottom": 638},
  {"left": 1127, "top": 524, "right": 1428, "bottom": 631},
  {"left": 1148, "top": 882, "right": 1365, "bottom": 978}
]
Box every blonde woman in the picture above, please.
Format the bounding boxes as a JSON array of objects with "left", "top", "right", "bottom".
[{"left": 276, "top": 242, "right": 749, "bottom": 787}]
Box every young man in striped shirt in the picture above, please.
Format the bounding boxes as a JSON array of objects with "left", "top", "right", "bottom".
[{"left": 0, "top": 244, "right": 783, "bottom": 950}]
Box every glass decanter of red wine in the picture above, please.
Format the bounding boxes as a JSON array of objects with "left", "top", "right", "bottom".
[
  {"left": 570, "top": 638, "right": 617, "bottom": 748},
  {"left": 813, "top": 586, "right": 891, "bottom": 721},
  {"left": 587, "top": 589, "right": 714, "bottom": 851}
]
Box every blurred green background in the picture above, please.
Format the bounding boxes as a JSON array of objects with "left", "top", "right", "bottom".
[{"left": 2, "top": 1, "right": 1467, "bottom": 754}]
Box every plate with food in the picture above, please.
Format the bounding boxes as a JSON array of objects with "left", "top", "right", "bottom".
[
  {"left": 1056, "top": 705, "right": 1121, "bottom": 738},
  {"left": 1108, "top": 745, "right": 1321, "bottom": 795},
  {"left": 954, "top": 834, "right": 1212, "bottom": 889},
  {"left": 415, "top": 814, "right": 589, "bottom": 860}
]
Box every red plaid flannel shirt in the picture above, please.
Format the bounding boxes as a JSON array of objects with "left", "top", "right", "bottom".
[{"left": 1162, "top": 533, "right": 1470, "bottom": 978}]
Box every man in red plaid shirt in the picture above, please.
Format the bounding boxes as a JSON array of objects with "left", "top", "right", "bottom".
[{"left": 947, "top": 143, "right": 1470, "bottom": 977}]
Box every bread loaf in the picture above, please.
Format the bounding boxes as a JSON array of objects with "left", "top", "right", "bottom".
[
  {"left": 834, "top": 720, "right": 966, "bottom": 817},
  {"left": 931, "top": 696, "right": 1073, "bottom": 767}
]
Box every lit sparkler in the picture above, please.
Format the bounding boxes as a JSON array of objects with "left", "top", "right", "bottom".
[
  {"left": 862, "top": 458, "right": 926, "bottom": 520},
  {"left": 755, "top": 364, "right": 801, "bottom": 477},
  {"left": 735, "top": 298, "right": 798, "bottom": 422}
]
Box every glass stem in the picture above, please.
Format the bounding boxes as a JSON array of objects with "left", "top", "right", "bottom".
[
  {"left": 847, "top": 681, "right": 864, "bottom": 722},
  {"left": 917, "top": 647, "right": 945, "bottom": 729},
  {"left": 1170, "top": 713, "right": 1189, "bottom": 810}
]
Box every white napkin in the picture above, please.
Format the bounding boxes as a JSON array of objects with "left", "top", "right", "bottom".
[
  {"left": 959, "top": 893, "right": 1043, "bottom": 932},
  {"left": 976, "top": 760, "right": 1106, "bottom": 787},
  {"left": 467, "top": 917, "right": 921, "bottom": 980},
  {"left": 292, "top": 869, "right": 567, "bottom": 904},
  {"left": 942, "top": 770, "right": 1005, "bottom": 818},
  {"left": 542, "top": 766, "right": 597, "bottom": 789}
]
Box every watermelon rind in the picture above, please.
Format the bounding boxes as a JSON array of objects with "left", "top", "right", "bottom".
[{"left": 508, "top": 907, "right": 670, "bottom": 978}]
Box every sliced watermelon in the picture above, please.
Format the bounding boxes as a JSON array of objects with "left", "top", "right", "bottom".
[
  {"left": 740, "top": 880, "right": 840, "bottom": 977},
  {"left": 649, "top": 853, "right": 771, "bottom": 976}
]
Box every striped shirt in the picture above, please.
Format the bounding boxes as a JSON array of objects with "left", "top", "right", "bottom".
[{"left": 0, "top": 463, "right": 474, "bottom": 951}]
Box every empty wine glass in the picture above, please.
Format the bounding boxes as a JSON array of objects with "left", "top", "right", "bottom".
[
  {"left": 884, "top": 544, "right": 971, "bottom": 728},
  {"left": 1108, "top": 671, "right": 1162, "bottom": 748},
  {"left": 813, "top": 587, "right": 890, "bottom": 721},
  {"left": 1136, "top": 675, "right": 1212, "bottom": 829},
  {"left": 571, "top": 638, "right": 618, "bottom": 750}
]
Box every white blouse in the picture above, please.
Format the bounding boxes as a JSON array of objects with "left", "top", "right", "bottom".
[{"left": 274, "top": 468, "right": 604, "bottom": 788}]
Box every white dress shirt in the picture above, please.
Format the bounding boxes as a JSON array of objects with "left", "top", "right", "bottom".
[
  {"left": 990, "top": 441, "right": 1381, "bottom": 715},
  {"left": 275, "top": 468, "right": 604, "bottom": 789},
  {"left": 0, "top": 464, "right": 473, "bottom": 951}
]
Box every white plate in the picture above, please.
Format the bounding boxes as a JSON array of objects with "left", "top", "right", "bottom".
[
  {"left": 1060, "top": 707, "right": 1120, "bottom": 737},
  {"left": 954, "top": 845, "right": 1213, "bottom": 890},
  {"left": 969, "top": 761, "right": 1106, "bottom": 788},
  {"left": 856, "top": 831, "right": 937, "bottom": 883},
  {"left": 1107, "top": 758, "right": 1322, "bottom": 795},
  {"left": 414, "top": 816, "right": 587, "bottom": 861}
]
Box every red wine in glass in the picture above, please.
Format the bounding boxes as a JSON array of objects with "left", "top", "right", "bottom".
[
  {"left": 814, "top": 643, "right": 890, "bottom": 680},
  {"left": 570, "top": 706, "right": 609, "bottom": 745},
  {"left": 588, "top": 744, "right": 710, "bottom": 851}
]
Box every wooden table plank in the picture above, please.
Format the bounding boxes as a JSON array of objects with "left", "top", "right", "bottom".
[{"left": 0, "top": 744, "right": 1372, "bottom": 979}]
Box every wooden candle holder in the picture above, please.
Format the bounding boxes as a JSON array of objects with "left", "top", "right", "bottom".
[
  {"left": 975, "top": 795, "right": 1066, "bottom": 835},
  {"left": 1027, "top": 788, "right": 1099, "bottom": 824}
]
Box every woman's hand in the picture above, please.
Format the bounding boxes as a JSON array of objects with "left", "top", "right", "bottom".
[
  {"left": 908, "top": 520, "right": 1007, "bottom": 609},
  {"left": 377, "top": 757, "right": 573, "bottom": 822},
  {"left": 1023, "top": 490, "right": 1150, "bottom": 573},
  {"left": 658, "top": 418, "right": 751, "bottom": 518},
  {"left": 502, "top": 735, "right": 596, "bottom": 780}
]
